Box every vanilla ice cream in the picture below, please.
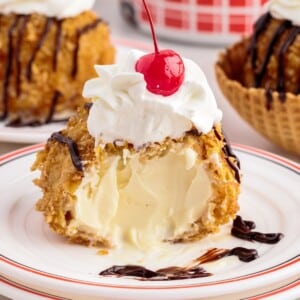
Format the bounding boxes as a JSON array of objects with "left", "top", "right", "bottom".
[{"left": 62, "top": 50, "right": 236, "bottom": 249}]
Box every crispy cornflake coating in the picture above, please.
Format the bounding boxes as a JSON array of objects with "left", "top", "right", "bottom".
[
  {"left": 32, "top": 106, "right": 240, "bottom": 247},
  {"left": 215, "top": 15, "right": 300, "bottom": 155},
  {"left": 0, "top": 11, "right": 115, "bottom": 123}
]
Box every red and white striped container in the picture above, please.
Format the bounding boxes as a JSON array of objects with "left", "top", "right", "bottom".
[{"left": 120, "top": 0, "right": 269, "bottom": 44}]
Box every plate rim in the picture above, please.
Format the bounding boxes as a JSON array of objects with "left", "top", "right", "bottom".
[
  {"left": 0, "top": 143, "right": 299, "bottom": 293},
  {"left": 2, "top": 276, "right": 299, "bottom": 300},
  {"left": 0, "top": 38, "right": 152, "bottom": 145}
]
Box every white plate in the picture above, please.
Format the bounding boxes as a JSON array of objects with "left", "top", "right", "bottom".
[
  {"left": 0, "top": 144, "right": 299, "bottom": 300},
  {"left": 0, "top": 38, "right": 151, "bottom": 144}
]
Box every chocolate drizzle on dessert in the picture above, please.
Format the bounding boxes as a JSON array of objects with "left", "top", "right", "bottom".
[
  {"left": 0, "top": 14, "right": 102, "bottom": 125},
  {"left": 277, "top": 26, "right": 300, "bottom": 101},
  {"left": 84, "top": 102, "right": 93, "bottom": 111},
  {"left": 296, "top": 82, "right": 300, "bottom": 95},
  {"left": 248, "top": 12, "right": 300, "bottom": 104},
  {"left": 26, "top": 18, "right": 53, "bottom": 81},
  {"left": 53, "top": 20, "right": 63, "bottom": 71},
  {"left": 72, "top": 18, "right": 102, "bottom": 78},
  {"left": 45, "top": 90, "right": 61, "bottom": 123},
  {"left": 255, "top": 21, "right": 290, "bottom": 88},
  {"left": 213, "top": 127, "right": 241, "bottom": 183},
  {"left": 0, "top": 16, "right": 21, "bottom": 120},
  {"left": 7, "top": 90, "right": 62, "bottom": 127},
  {"left": 15, "top": 15, "right": 30, "bottom": 96},
  {"left": 186, "top": 127, "right": 201, "bottom": 137},
  {"left": 99, "top": 247, "right": 258, "bottom": 281},
  {"left": 265, "top": 87, "right": 273, "bottom": 111},
  {"left": 231, "top": 215, "right": 284, "bottom": 244},
  {"left": 248, "top": 13, "right": 271, "bottom": 73},
  {"left": 50, "top": 132, "right": 83, "bottom": 171}
]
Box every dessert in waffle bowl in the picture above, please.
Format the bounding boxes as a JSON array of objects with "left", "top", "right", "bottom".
[
  {"left": 216, "top": 0, "right": 300, "bottom": 155},
  {"left": 32, "top": 1, "right": 241, "bottom": 250},
  {"left": 0, "top": 0, "right": 114, "bottom": 126}
]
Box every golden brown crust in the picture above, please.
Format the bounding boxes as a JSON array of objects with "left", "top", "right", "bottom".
[
  {"left": 32, "top": 107, "right": 240, "bottom": 247},
  {"left": 0, "top": 11, "right": 115, "bottom": 123}
]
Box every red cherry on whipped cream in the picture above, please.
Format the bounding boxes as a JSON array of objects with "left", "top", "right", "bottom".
[{"left": 135, "top": 0, "right": 185, "bottom": 97}]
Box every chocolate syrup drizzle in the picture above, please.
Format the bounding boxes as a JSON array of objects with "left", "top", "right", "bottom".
[
  {"left": 26, "top": 18, "right": 54, "bottom": 81},
  {"left": 213, "top": 127, "right": 241, "bottom": 183},
  {"left": 7, "top": 90, "right": 63, "bottom": 127},
  {"left": 45, "top": 90, "right": 61, "bottom": 123},
  {"left": 84, "top": 102, "right": 93, "bottom": 111},
  {"left": 296, "top": 82, "right": 300, "bottom": 95},
  {"left": 265, "top": 87, "right": 273, "bottom": 111},
  {"left": 71, "top": 18, "right": 102, "bottom": 78},
  {"left": 248, "top": 12, "right": 300, "bottom": 108},
  {"left": 53, "top": 20, "right": 63, "bottom": 71},
  {"left": 15, "top": 15, "right": 30, "bottom": 96},
  {"left": 231, "top": 215, "right": 284, "bottom": 244},
  {"left": 99, "top": 214, "right": 283, "bottom": 281},
  {"left": 255, "top": 21, "right": 291, "bottom": 88},
  {"left": 100, "top": 265, "right": 211, "bottom": 281},
  {"left": 249, "top": 13, "right": 271, "bottom": 73},
  {"left": 277, "top": 26, "right": 300, "bottom": 101},
  {"left": 0, "top": 16, "right": 20, "bottom": 120},
  {"left": 0, "top": 14, "right": 102, "bottom": 125},
  {"left": 49, "top": 132, "right": 83, "bottom": 171},
  {"left": 99, "top": 247, "right": 257, "bottom": 281}
]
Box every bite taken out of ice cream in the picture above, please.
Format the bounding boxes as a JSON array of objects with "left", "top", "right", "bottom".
[{"left": 32, "top": 0, "right": 241, "bottom": 250}]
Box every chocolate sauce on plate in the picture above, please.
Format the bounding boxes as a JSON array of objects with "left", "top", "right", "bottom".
[
  {"left": 231, "top": 215, "right": 284, "bottom": 244},
  {"left": 99, "top": 246, "right": 258, "bottom": 281},
  {"left": 99, "top": 214, "right": 283, "bottom": 281}
]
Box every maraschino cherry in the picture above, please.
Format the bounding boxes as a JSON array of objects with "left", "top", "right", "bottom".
[{"left": 135, "top": 0, "right": 185, "bottom": 97}]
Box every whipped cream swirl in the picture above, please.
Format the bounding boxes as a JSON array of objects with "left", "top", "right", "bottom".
[
  {"left": 83, "top": 50, "right": 222, "bottom": 148},
  {"left": 0, "top": 0, "right": 95, "bottom": 19},
  {"left": 268, "top": 0, "right": 300, "bottom": 26}
]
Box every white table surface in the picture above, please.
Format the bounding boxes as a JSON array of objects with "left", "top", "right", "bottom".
[{"left": 0, "top": 1, "right": 299, "bottom": 299}]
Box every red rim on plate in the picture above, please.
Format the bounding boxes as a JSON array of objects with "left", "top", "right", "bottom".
[{"left": 0, "top": 144, "right": 299, "bottom": 291}]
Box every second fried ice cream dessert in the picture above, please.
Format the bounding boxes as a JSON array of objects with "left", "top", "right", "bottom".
[
  {"left": 216, "top": 0, "right": 300, "bottom": 154},
  {"left": 33, "top": 47, "right": 241, "bottom": 249},
  {"left": 0, "top": 0, "right": 114, "bottom": 126}
]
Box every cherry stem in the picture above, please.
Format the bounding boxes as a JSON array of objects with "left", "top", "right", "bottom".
[{"left": 142, "top": 0, "right": 159, "bottom": 54}]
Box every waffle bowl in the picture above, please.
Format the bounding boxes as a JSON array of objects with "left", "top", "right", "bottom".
[{"left": 215, "top": 39, "right": 300, "bottom": 156}]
